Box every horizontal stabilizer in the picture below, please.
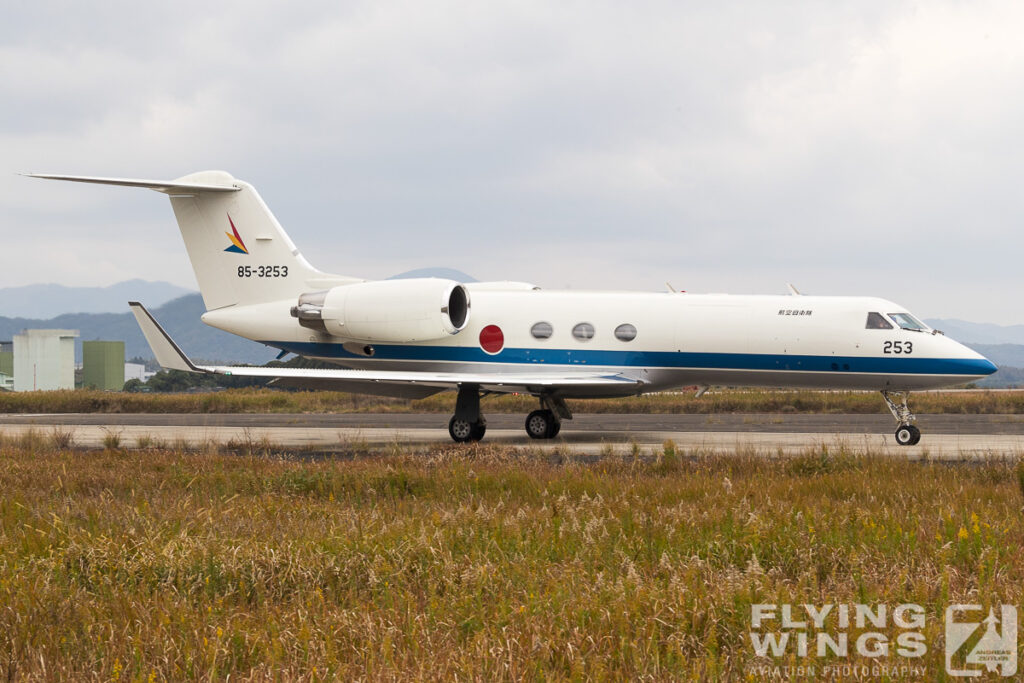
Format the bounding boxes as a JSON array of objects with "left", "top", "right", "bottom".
[{"left": 22, "top": 173, "right": 240, "bottom": 194}]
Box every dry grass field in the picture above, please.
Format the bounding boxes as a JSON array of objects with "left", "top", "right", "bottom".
[
  {"left": 0, "top": 431, "right": 1021, "bottom": 680},
  {"left": 2, "top": 387, "right": 1024, "bottom": 416}
]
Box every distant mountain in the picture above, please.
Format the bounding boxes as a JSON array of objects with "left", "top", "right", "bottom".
[
  {"left": 921, "top": 320, "right": 1024, "bottom": 386},
  {"left": 388, "top": 268, "right": 477, "bottom": 282},
  {"left": 978, "top": 366, "right": 1024, "bottom": 388},
  {"left": 0, "top": 280, "right": 194, "bottom": 318},
  {"left": 925, "top": 318, "right": 1024, "bottom": 345},
  {"left": 964, "top": 343, "right": 1024, "bottom": 369},
  {"left": 0, "top": 294, "right": 276, "bottom": 365}
]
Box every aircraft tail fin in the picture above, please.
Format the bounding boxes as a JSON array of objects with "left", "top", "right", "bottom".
[{"left": 26, "top": 171, "right": 358, "bottom": 311}]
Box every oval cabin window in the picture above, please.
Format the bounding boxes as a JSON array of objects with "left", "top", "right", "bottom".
[
  {"left": 530, "top": 321, "right": 553, "bottom": 339},
  {"left": 614, "top": 323, "right": 637, "bottom": 342},
  {"left": 572, "top": 322, "right": 595, "bottom": 341}
]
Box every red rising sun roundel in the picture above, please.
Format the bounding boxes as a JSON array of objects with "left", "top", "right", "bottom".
[{"left": 479, "top": 325, "right": 504, "bottom": 354}]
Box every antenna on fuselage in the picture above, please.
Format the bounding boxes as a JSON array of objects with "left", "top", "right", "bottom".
[{"left": 786, "top": 283, "right": 802, "bottom": 296}]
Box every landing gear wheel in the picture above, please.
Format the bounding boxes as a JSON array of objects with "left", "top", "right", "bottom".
[
  {"left": 449, "top": 416, "right": 485, "bottom": 443},
  {"left": 525, "top": 409, "right": 557, "bottom": 439},
  {"left": 909, "top": 425, "right": 921, "bottom": 445},
  {"left": 471, "top": 421, "right": 487, "bottom": 441},
  {"left": 882, "top": 391, "right": 921, "bottom": 446},
  {"left": 548, "top": 420, "right": 561, "bottom": 438},
  {"left": 894, "top": 424, "right": 921, "bottom": 446}
]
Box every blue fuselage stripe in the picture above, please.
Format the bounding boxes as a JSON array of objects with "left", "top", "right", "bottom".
[{"left": 267, "top": 341, "right": 995, "bottom": 377}]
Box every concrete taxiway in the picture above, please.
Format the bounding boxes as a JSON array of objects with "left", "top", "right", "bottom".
[{"left": 2, "top": 413, "right": 1023, "bottom": 459}]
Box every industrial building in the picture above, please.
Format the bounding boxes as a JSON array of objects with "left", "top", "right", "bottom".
[
  {"left": 3, "top": 334, "right": 143, "bottom": 392},
  {"left": 0, "top": 341, "right": 12, "bottom": 391},
  {"left": 12, "top": 329, "right": 79, "bottom": 391},
  {"left": 125, "top": 362, "right": 157, "bottom": 383},
  {"left": 82, "top": 340, "right": 125, "bottom": 391}
]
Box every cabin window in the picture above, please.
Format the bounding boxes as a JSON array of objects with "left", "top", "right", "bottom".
[
  {"left": 530, "top": 321, "right": 553, "bottom": 339},
  {"left": 572, "top": 322, "right": 595, "bottom": 341},
  {"left": 888, "top": 313, "right": 928, "bottom": 331},
  {"left": 865, "top": 312, "right": 893, "bottom": 330},
  {"left": 614, "top": 323, "right": 637, "bottom": 342}
]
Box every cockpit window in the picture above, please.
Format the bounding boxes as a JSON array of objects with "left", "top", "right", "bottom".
[
  {"left": 888, "top": 313, "right": 928, "bottom": 331},
  {"left": 866, "top": 312, "right": 893, "bottom": 329}
]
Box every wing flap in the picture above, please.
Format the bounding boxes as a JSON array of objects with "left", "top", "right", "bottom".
[
  {"left": 209, "top": 364, "right": 641, "bottom": 390},
  {"left": 267, "top": 377, "right": 448, "bottom": 400}
]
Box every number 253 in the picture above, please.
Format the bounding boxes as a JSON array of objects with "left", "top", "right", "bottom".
[{"left": 883, "top": 341, "right": 912, "bottom": 354}]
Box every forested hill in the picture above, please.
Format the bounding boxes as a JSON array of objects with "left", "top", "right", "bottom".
[{"left": 0, "top": 294, "right": 277, "bottom": 365}]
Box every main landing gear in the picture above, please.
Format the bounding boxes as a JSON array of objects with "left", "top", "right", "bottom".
[
  {"left": 882, "top": 390, "right": 921, "bottom": 446},
  {"left": 525, "top": 396, "right": 571, "bottom": 439},
  {"left": 448, "top": 384, "right": 487, "bottom": 443},
  {"left": 447, "top": 386, "right": 572, "bottom": 443}
]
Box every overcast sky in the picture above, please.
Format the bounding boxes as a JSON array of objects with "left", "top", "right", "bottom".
[{"left": 3, "top": 1, "right": 1024, "bottom": 323}]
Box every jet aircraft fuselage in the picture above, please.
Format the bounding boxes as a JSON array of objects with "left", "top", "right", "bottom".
[{"left": 203, "top": 288, "right": 994, "bottom": 396}]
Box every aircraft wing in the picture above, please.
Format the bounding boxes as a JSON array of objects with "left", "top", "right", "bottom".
[{"left": 129, "top": 302, "right": 645, "bottom": 397}]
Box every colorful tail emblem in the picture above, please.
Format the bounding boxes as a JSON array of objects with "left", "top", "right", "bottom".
[{"left": 224, "top": 215, "right": 248, "bottom": 254}]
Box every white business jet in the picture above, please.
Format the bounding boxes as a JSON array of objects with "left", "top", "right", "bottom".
[{"left": 26, "top": 171, "right": 997, "bottom": 445}]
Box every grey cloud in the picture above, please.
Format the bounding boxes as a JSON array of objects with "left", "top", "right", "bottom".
[{"left": 2, "top": 0, "right": 1023, "bottom": 323}]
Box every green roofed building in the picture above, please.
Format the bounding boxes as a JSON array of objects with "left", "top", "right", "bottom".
[
  {"left": 0, "top": 342, "right": 12, "bottom": 378},
  {"left": 0, "top": 342, "right": 12, "bottom": 391},
  {"left": 82, "top": 341, "right": 125, "bottom": 391}
]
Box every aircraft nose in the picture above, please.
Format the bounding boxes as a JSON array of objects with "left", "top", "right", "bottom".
[
  {"left": 949, "top": 340, "right": 998, "bottom": 376},
  {"left": 956, "top": 349, "right": 998, "bottom": 376},
  {"left": 978, "top": 357, "right": 998, "bottom": 375}
]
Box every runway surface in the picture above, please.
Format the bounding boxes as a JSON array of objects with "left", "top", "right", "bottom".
[{"left": 2, "top": 413, "right": 1023, "bottom": 459}]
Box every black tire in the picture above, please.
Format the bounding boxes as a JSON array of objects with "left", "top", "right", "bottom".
[
  {"left": 525, "top": 409, "right": 553, "bottom": 439},
  {"left": 907, "top": 424, "right": 921, "bottom": 445},
  {"left": 548, "top": 419, "right": 561, "bottom": 438},
  {"left": 449, "top": 416, "right": 477, "bottom": 443},
  {"left": 894, "top": 425, "right": 920, "bottom": 446},
  {"left": 470, "top": 420, "right": 487, "bottom": 441}
]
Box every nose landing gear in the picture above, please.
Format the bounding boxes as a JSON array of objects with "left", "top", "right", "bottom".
[
  {"left": 894, "top": 423, "right": 921, "bottom": 446},
  {"left": 882, "top": 391, "right": 921, "bottom": 446}
]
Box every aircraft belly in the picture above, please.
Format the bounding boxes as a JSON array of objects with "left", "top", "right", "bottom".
[
  {"left": 641, "top": 369, "right": 981, "bottom": 392},
  {"left": 305, "top": 355, "right": 982, "bottom": 394}
]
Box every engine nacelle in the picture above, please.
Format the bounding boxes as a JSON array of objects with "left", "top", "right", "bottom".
[{"left": 291, "top": 278, "right": 470, "bottom": 343}]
